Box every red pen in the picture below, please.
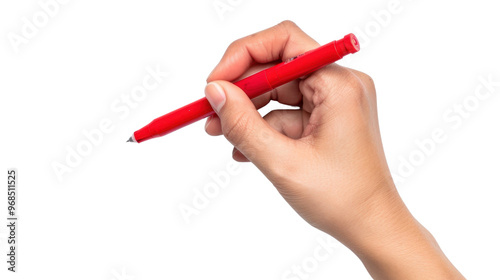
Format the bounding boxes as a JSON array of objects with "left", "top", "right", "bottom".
[{"left": 128, "top": 33, "right": 360, "bottom": 143}]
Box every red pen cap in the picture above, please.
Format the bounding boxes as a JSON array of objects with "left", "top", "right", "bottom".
[{"left": 335, "top": 33, "right": 360, "bottom": 56}]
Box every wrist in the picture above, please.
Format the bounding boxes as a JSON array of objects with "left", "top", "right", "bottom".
[{"left": 330, "top": 180, "right": 464, "bottom": 279}]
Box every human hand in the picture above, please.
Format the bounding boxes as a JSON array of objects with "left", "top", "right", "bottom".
[{"left": 204, "top": 21, "right": 464, "bottom": 279}]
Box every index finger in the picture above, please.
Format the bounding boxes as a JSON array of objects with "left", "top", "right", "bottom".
[{"left": 207, "top": 20, "right": 320, "bottom": 83}]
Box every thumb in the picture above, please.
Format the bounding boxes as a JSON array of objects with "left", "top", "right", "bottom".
[{"left": 204, "top": 81, "right": 292, "bottom": 168}]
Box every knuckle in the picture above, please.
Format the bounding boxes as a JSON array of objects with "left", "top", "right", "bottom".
[
  {"left": 278, "top": 20, "right": 298, "bottom": 29},
  {"left": 350, "top": 69, "right": 376, "bottom": 95},
  {"left": 303, "top": 66, "right": 375, "bottom": 110},
  {"left": 337, "top": 70, "right": 379, "bottom": 118},
  {"left": 341, "top": 70, "right": 369, "bottom": 107},
  {"left": 343, "top": 69, "right": 366, "bottom": 93},
  {"left": 310, "top": 69, "right": 335, "bottom": 91},
  {"left": 301, "top": 68, "right": 338, "bottom": 106},
  {"left": 227, "top": 38, "right": 244, "bottom": 52}
]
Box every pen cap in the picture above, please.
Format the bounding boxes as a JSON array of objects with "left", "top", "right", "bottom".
[{"left": 335, "top": 33, "right": 360, "bottom": 55}]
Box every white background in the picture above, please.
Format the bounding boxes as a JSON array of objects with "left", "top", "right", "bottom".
[{"left": 1, "top": 0, "right": 499, "bottom": 279}]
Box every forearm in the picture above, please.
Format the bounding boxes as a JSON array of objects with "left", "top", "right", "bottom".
[
  {"left": 359, "top": 216, "right": 463, "bottom": 279},
  {"left": 330, "top": 183, "right": 465, "bottom": 279}
]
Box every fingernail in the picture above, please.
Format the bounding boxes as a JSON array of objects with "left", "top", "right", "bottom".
[{"left": 205, "top": 82, "right": 226, "bottom": 113}]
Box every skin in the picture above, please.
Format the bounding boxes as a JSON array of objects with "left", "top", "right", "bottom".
[{"left": 204, "top": 20, "right": 465, "bottom": 279}]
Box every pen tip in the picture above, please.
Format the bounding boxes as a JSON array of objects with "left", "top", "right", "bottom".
[{"left": 127, "top": 137, "right": 135, "bottom": 143}]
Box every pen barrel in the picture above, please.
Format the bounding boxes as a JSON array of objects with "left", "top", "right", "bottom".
[
  {"left": 234, "top": 71, "right": 273, "bottom": 99},
  {"left": 134, "top": 97, "right": 214, "bottom": 142},
  {"left": 267, "top": 34, "right": 359, "bottom": 88},
  {"left": 135, "top": 34, "right": 360, "bottom": 142},
  {"left": 230, "top": 34, "right": 359, "bottom": 99}
]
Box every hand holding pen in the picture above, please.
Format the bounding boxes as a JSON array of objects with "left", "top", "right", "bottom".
[{"left": 130, "top": 20, "right": 465, "bottom": 279}]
